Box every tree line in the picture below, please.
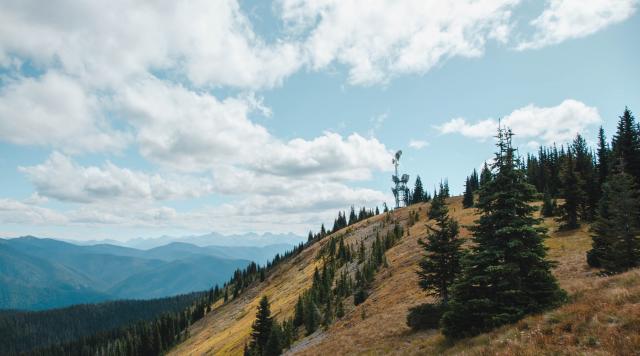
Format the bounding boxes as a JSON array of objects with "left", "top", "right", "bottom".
[{"left": 410, "top": 107, "right": 640, "bottom": 338}]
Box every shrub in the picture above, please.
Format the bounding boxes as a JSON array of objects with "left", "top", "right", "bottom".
[{"left": 406, "top": 303, "right": 445, "bottom": 330}]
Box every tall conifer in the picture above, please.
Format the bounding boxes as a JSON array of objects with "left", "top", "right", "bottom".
[{"left": 441, "top": 127, "right": 565, "bottom": 338}]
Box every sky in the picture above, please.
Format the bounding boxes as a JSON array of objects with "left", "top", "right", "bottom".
[{"left": 0, "top": 0, "right": 638, "bottom": 242}]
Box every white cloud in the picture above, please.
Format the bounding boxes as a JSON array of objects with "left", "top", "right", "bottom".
[
  {"left": 437, "top": 99, "right": 602, "bottom": 145},
  {"left": 0, "top": 72, "right": 129, "bottom": 153},
  {"left": 517, "top": 0, "right": 638, "bottom": 50},
  {"left": 20, "top": 152, "right": 214, "bottom": 203},
  {"left": 0, "top": 198, "right": 67, "bottom": 225},
  {"left": 409, "top": 140, "right": 429, "bottom": 149},
  {"left": 279, "top": 0, "right": 519, "bottom": 85},
  {"left": 0, "top": 0, "right": 302, "bottom": 89},
  {"left": 117, "top": 78, "right": 392, "bottom": 177}
]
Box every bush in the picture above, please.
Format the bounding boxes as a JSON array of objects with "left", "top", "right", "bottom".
[
  {"left": 353, "top": 288, "right": 368, "bottom": 306},
  {"left": 406, "top": 303, "right": 445, "bottom": 330}
]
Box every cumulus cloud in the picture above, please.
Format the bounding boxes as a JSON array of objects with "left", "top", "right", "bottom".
[
  {"left": 0, "top": 72, "right": 129, "bottom": 153},
  {"left": 517, "top": 0, "right": 638, "bottom": 50},
  {"left": 0, "top": 198, "right": 67, "bottom": 225},
  {"left": 279, "top": 0, "right": 519, "bottom": 85},
  {"left": 437, "top": 99, "right": 601, "bottom": 145},
  {"left": 0, "top": 0, "right": 302, "bottom": 89},
  {"left": 20, "top": 152, "right": 214, "bottom": 203},
  {"left": 117, "top": 78, "right": 392, "bottom": 176}
]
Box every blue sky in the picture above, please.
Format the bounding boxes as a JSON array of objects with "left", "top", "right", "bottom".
[{"left": 0, "top": 0, "right": 638, "bottom": 242}]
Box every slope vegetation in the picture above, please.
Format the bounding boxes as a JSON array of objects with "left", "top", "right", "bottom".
[{"left": 170, "top": 197, "right": 640, "bottom": 355}]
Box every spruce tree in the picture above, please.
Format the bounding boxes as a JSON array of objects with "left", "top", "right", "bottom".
[
  {"left": 417, "top": 199, "right": 463, "bottom": 304},
  {"left": 249, "top": 296, "right": 273, "bottom": 355},
  {"left": 557, "top": 150, "right": 582, "bottom": 230},
  {"left": 264, "top": 322, "right": 283, "bottom": 356},
  {"left": 572, "top": 134, "right": 597, "bottom": 220},
  {"left": 462, "top": 177, "right": 474, "bottom": 208},
  {"left": 588, "top": 170, "right": 640, "bottom": 273},
  {"left": 612, "top": 107, "right": 640, "bottom": 183},
  {"left": 293, "top": 296, "right": 304, "bottom": 327},
  {"left": 541, "top": 189, "right": 556, "bottom": 217},
  {"left": 480, "top": 162, "right": 492, "bottom": 188},
  {"left": 412, "top": 175, "right": 425, "bottom": 204},
  {"left": 470, "top": 169, "right": 480, "bottom": 191},
  {"left": 427, "top": 189, "right": 446, "bottom": 220},
  {"left": 303, "top": 297, "right": 320, "bottom": 335},
  {"left": 441, "top": 127, "right": 565, "bottom": 339},
  {"left": 596, "top": 127, "right": 610, "bottom": 195}
]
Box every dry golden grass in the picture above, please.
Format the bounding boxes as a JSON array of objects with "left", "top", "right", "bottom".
[{"left": 171, "top": 197, "right": 640, "bottom": 356}]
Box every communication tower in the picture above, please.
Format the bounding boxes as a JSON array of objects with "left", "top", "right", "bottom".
[{"left": 391, "top": 150, "right": 410, "bottom": 209}]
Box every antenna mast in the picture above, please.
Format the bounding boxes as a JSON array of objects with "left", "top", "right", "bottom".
[{"left": 391, "top": 150, "right": 409, "bottom": 209}]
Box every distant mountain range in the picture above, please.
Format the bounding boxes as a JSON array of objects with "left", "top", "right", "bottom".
[
  {"left": 69, "top": 231, "right": 305, "bottom": 249},
  {"left": 0, "top": 236, "right": 295, "bottom": 310}
]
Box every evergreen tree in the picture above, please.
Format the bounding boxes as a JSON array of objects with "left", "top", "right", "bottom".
[
  {"left": 264, "top": 322, "right": 283, "bottom": 356},
  {"left": 303, "top": 297, "right": 320, "bottom": 335},
  {"left": 612, "top": 107, "right": 640, "bottom": 183},
  {"left": 587, "top": 170, "right": 640, "bottom": 273},
  {"left": 417, "top": 198, "right": 463, "bottom": 304},
  {"left": 348, "top": 206, "right": 357, "bottom": 225},
  {"left": 428, "top": 193, "right": 446, "bottom": 221},
  {"left": 557, "top": 150, "right": 582, "bottom": 230},
  {"left": 462, "top": 177, "right": 474, "bottom": 208},
  {"left": 293, "top": 296, "right": 304, "bottom": 327},
  {"left": 470, "top": 169, "right": 480, "bottom": 191},
  {"left": 572, "top": 134, "right": 597, "bottom": 220},
  {"left": 480, "top": 162, "right": 492, "bottom": 188},
  {"left": 412, "top": 175, "right": 425, "bottom": 204},
  {"left": 441, "top": 127, "right": 565, "bottom": 339},
  {"left": 249, "top": 296, "right": 273, "bottom": 355},
  {"left": 596, "top": 127, "right": 610, "bottom": 195},
  {"left": 541, "top": 189, "right": 556, "bottom": 217}
]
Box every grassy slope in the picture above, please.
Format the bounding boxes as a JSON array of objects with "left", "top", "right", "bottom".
[{"left": 171, "top": 197, "right": 640, "bottom": 356}]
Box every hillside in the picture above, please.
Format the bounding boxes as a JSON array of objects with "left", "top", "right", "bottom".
[
  {"left": 0, "top": 237, "right": 256, "bottom": 309},
  {"left": 170, "top": 197, "right": 640, "bottom": 355}
]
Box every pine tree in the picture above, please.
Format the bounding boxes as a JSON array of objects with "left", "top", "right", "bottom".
[
  {"left": 541, "top": 189, "right": 556, "bottom": 217},
  {"left": 480, "top": 162, "right": 492, "bottom": 188},
  {"left": 441, "top": 127, "right": 565, "bottom": 339},
  {"left": 572, "top": 134, "right": 597, "bottom": 220},
  {"left": 249, "top": 296, "right": 273, "bottom": 355},
  {"left": 428, "top": 193, "right": 446, "bottom": 221},
  {"left": 412, "top": 175, "right": 425, "bottom": 204},
  {"left": 462, "top": 177, "right": 474, "bottom": 208},
  {"left": 293, "top": 296, "right": 304, "bottom": 327},
  {"left": 417, "top": 198, "right": 463, "bottom": 304},
  {"left": 587, "top": 170, "right": 640, "bottom": 273},
  {"left": 596, "top": 127, "right": 610, "bottom": 196},
  {"left": 557, "top": 150, "right": 582, "bottom": 230},
  {"left": 264, "top": 322, "right": 283, "bottom": 356},
  {"left": 303, "top": 297, "right": 320, "bottom": 335},
  {"left": 612, "top": 107, "right": 640, "bottom": 183}
]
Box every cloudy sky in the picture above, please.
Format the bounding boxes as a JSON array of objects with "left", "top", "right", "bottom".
[{"left": 0, "top": 0, "right": 638, "bottom": 241}]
